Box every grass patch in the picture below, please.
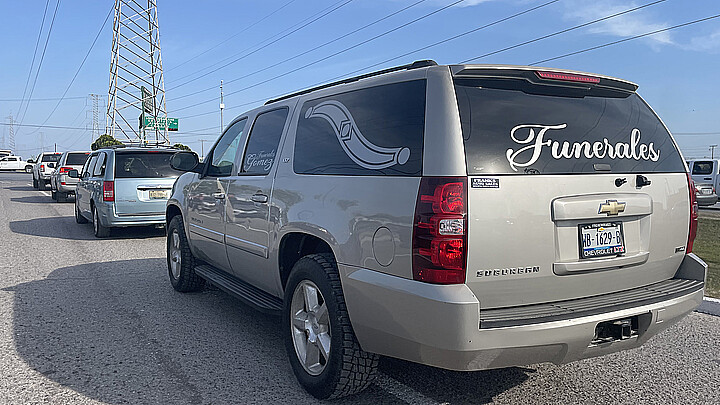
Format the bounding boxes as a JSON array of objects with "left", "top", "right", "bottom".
[{"left": 693, "top": 215, "right": 720, "bottom": 298}]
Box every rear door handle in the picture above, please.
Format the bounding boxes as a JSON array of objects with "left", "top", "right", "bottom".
[
  {"left": 212, "top": 192, "right": 225, "bottom": 199},
  {"left": 251, "top": 194, "right": 268, "bottom": 203}
]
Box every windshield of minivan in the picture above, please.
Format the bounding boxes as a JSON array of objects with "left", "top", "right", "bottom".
[
  {"left": 115, "top": 152, "right": 182, "bottom": 178},
  {"left": 455, "top": 79, "right": 686, "bottom": 175},
  {"left": 41, "top": 154, "right": 61, "bottom": 162}
]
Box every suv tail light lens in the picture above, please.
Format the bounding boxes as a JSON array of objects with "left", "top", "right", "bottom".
[
  {"left": 40, "top": 164, "right": 45, "bottom": 171},
  {"left": 412, "top": 177, "right": 467, "bottom": 284},
  {"left": 103, "top": 181, "right": 115, "bottom": 202},
  {"left": 58, "top": 166, "right": 72, "bottom": 174},
  {"left": 687, "top": 173, "right": 698, "bottom": 254}
]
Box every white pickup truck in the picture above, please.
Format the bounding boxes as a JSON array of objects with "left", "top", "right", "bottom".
[{"left": 0, "top": 156, "right": 32, "bottom": 172}]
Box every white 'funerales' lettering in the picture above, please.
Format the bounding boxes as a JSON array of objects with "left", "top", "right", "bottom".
[{"left": 505, "top": 124, "right": 661, "bottom": 171}]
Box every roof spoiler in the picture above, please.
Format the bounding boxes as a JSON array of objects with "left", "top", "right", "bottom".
[{"left": 265, "top": 60, "right": 437, "bottom": 105}]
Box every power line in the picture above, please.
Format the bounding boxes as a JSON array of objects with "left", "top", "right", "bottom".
[
  {"left": 17, "top": 0, "right": 61, "bottom": 126},
  {"left": 171, "top": 0, "right": 432, "bottom": 103},
  {"left": 15, "top": 0, "right": 51, "bottom": 126},
  {"left": 461, "top": 0, "right": 667, "bottom": 63},
  {"left": 532, "top": 13, "right": 720, "bottom": 65},
  {"left": 167, "top": 0, "right": 355, "bottom": 92},
  {"left": 165, "top": 0, "right": 299, "bottom": 74},
  {"left": 172, "top": 0, "right": 467, "bottom": 113},
  {"left": 0, "top": 96, "right": 86, "bottom": 102},
  {"left": 25, "top": 6, "right": 112, "bottom": 136}
]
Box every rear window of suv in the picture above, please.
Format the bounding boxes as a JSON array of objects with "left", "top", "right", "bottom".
[
  {"left": 66, "top": 152, "right": 89, "bottom": 165},
  {"left": 114, "top": 152, "right": 181, "bottom": 178},
  {"left": 455, "top": 78, "right": 686, "bottom": 175},
  {"left": 41, "top": 154, "right": 61, "bottom": 162},
  {"left": 692, "top": 161, "right": 714, "bottom": 175}
]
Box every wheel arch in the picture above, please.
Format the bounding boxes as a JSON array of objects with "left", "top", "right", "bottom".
[{"left": 277, "top": 231, "right": 336, "bottom": 292}]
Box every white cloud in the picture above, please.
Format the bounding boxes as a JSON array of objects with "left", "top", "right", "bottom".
[
  {"left": 688, "top": 30, "right": 720, "bottom": 52},
  {"left": 562, "top": 0, "right": 673, "bottom": 46}
]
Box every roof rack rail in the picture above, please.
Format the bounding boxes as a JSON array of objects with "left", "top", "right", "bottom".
[{"left": 265, "top": 60, "right": 437, "bottom": 105}]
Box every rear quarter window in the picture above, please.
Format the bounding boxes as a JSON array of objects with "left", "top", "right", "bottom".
[
  {"left": 66, "top": 152, "right": 89, "bottom": 166},
  {"left": 294, "top": 79, "right": 426, "bottom": 176},
  {"left": 455, "top": 79, "right": 686, "bottom": 175}
]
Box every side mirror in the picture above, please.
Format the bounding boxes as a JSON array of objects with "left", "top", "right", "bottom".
[
  {"left": 170, "top": 151, "right": 201, "bottom": 173},
  {"left": 27, "top": 159, "right": 35, "bottom": 164},
  {"left": 67, "top": 169, "right": 79, "bottom": 178}
]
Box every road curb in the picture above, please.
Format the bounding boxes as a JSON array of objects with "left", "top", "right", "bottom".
[{"left": 696, "top": 297, "right": 720, "bottom": 317}]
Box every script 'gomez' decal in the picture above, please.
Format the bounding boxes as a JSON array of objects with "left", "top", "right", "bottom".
[
  {"left": 505, "top": 124, "right": 661, "bottom": 171},
  {"left": 305, "top": 100, "right": 411, "bottom": 170}
]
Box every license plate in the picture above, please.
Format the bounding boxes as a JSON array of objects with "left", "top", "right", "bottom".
[
  {"left": 149, "top": 190, "right": 169, "bottom": 199},
  {"left": 579, "top": 222, "right": 625, "bottom": 259},
  {"left": 701, "top": 189, "right": 712, "bottom": 195}
]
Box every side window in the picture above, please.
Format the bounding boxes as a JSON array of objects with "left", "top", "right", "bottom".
[
  {"left": 294, "top": 80, "right": 426, "bottom": 176},
  {"left": 207, "top": 118, "right": 248, "bottom": 177},
  {"left": 241, "top": 108, "right": 289, "bottom": 175},
  {"left": 84, "top": 155, "right": 99, "bottom": 177},
  {"left": 93, "top": 152, "right": 107, "bottom": 176}
]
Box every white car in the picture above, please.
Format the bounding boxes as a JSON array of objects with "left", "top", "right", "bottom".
[
  {"left": 0, "top": 156, "right": 32, "bottom": 172},
  {"left": 32, "top": 152, "right": 62, "bottom": 190}
]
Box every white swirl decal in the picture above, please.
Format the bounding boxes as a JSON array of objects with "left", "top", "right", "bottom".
[
  {"left": 305, "top": 100, "right": 410, "bottom": 170},
  {"left": 505, "top": 124, "right": 660, "bottom": 171}
]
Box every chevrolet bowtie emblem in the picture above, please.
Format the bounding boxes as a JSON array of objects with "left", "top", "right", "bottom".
[{"left": 598, "top": 199, "right": 626, "bottom": 216}]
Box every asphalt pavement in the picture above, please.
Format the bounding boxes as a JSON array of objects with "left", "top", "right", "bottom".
[{"left": 0, "top": 171, "right": 718, "bottom": 404}]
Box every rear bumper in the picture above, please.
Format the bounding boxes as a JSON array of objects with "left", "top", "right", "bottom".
[
  {"left": 696, "top": 194, "right": 718, "bottom": 206},
  {"left": 341, "top": 254, "right": 706, "bottom": 371},
  {"left": 96, "top": 203, "right": 166, "bottom": 227}
]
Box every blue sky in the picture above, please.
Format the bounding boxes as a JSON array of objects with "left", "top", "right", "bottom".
[{"left": 1, "top": 0, "right": 719, "bottom": 159}]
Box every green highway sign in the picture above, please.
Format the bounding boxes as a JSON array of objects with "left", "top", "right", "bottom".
[{"left": 139, "top": 113, "right": 178, "bottom": 131}]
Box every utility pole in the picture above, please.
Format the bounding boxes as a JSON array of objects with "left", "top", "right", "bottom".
[
  {"left": 39, "top": 132, "right": 44, "bottom": 153},
  {"left": 220, "top": 80, "right": 225, "bottom": 133},
  {"left": 200, "top": 139, "right": 209, "bottom": 160},
  {"left": 89, "top": 93, "right": 102, "bottom": 142},
  {"left": 710, "top": 144, "right": 718, "bottom": 159}
]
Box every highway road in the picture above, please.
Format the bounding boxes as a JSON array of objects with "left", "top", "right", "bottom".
[{"left": 0, "top": 171, "right": 718, "bottom": 404}]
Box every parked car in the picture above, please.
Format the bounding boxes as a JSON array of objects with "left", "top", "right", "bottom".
[
  {"left": 694, "top": 183, "right": 718, "bottom": 207},
  {"left": 32, "top": 152, "right": 62, "bottom": 190},
  {"left": 50, "top": 151, "right": 90, "bottom": 202},
  {"left": 0, "top": 155, "right": 32, "bottom": 172},
  {"left": 165, "top": 61, "right": 706, "bottom": 399},
  {"left": 71, "top": 147, "right": 182, "bottom": 237},
  {"left": 688, "top": 159, "right": 720, "bottom": 192}
]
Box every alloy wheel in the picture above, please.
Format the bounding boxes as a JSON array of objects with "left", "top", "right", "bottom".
[{"left": 290, "top": 280, "right": 331, "bottom": 376}]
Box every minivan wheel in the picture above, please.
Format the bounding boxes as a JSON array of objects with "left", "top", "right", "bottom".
[
  {"left": 92, "top": 206, "right": 110, "bottom": 238},
  {"left": 75, "top": 201, "right": 88, "bottom": 224},
  {"left": 283, "top": 253, "right": 378, "bottom": 399},
  {"left": 167, "top": 215, "right": 205, "bottom": 292}
]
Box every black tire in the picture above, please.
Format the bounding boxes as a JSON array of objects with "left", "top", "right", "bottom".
[
  {"left": 92, "top": 206, "right": 111, "bottom": 238},
  {"left": 57, "top": 191, "right": 67, "bottom": 203},
  {"left": 25, "top": 166, "right": 32, "bottom": 173},
  {"left": 167, "top": 215, "right": 205, "bottom": 292},
  {"left": 38, "top": 180, "right": 46, "bottom": 191},
  {"left": 283, "top": 253, "right": 378, "bottom": 400},
  {"left": 32, "top": 177, "right": 38, "bottom": 189},
  {"left": 75, "top": 201, "right": 88, "bottom": 224},
  {"left": 51, "top": 190, "right": 57, "bottom": 200}
]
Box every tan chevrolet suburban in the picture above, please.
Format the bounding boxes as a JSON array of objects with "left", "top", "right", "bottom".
[{"left": 165, "top": 61, "right": 706, "bottom": 399}]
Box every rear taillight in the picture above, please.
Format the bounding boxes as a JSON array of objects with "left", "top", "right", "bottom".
[
  {"left": 103, "top": 181, "right": 115, "bottom": 202},
  {"left": 687, "top": 173, "right": 698, "bottom": 254},
  {"left": 40, "top": 164, "right": 45, "bottom": 171},
  {"left": 58, "top": 166, "right": 72, "bottom": 174},
  {"left": 412, "top": 177, "right": 467, "bottom": 284}
]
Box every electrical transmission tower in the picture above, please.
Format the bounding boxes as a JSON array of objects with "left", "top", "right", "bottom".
[
  {"left": 5, "top": 114, "right": 15, "bottom": 152},
  {"left": 107, "top": 0, "right": 169, "bottom": 146},
  {"left": 89, "top": 94, "right": 103, "bottom": 142}
]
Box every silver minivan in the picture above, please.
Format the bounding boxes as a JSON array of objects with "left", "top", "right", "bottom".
[
  {"left": 165, "top": 61, "right": 706, "bottom": 399},
  {"left": 72, "top": 147, "right": 181, "bottom": 237}
]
